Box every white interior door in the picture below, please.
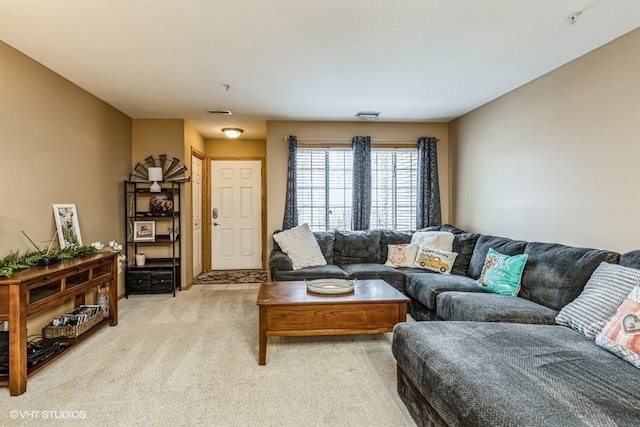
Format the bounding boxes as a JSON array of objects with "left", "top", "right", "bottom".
[
  {"left": 192, "top": 154, "right": 203, "bottom": 278},
  {"left": 211, "top": 160, "right": 262, "bottom": 270}
]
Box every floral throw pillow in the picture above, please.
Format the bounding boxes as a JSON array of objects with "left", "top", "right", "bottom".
[
  {"left": 475, "top": 248, "right": 528, "bottom": 296},
  {"left": 596, "top": 286, "right": 640, "bottom": 369},
  {"left": 414, "top": 247, "right": 458, "bottom": 274},
  {"left": 384, "top": 244, "right": 419, "bottom": 268}
]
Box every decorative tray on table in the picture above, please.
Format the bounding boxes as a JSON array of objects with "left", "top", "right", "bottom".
[{"left": 305, "top": 278, "right": 356, "bottom": 295}]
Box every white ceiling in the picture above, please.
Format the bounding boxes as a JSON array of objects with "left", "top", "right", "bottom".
[{"left": 1, "top": 1, "right": 639, "bottom": 139}]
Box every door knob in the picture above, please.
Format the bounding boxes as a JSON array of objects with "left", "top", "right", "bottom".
[{"left": 213, "top": 222, "right": 220, "bottom": 226}]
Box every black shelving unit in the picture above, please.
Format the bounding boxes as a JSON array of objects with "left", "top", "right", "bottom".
[{"left": 124, "top": 180, "right": 182, "bottom": 297}]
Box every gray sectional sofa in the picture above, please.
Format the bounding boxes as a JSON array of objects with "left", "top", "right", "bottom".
[{"left": 270, "top": 225, "right": 640, "bottom": 426}]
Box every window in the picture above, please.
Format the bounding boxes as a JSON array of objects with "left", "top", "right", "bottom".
[
  {"left": 296, "top": 146, "right": 417, "bottom": 231},
  {"left": 371, "top": 149, "right": 418, "bottom": 230},
  {"left": 297, "top": 148, "right": 353, "bottom": 231}
]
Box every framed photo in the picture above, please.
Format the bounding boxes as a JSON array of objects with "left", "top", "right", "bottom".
[
  {"left": 149, "top": 193, "right": 174, "bottom": 216},
  {"left": 53, "top": 204, "right": 82, "bottom": 249},
  {"left": 133, "top": 221, "right": 155, "bottom": 242}
]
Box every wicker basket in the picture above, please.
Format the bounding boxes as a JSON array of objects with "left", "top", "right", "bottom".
[{"left": 43, "top": 311, "right": 105, "bottom": 339}]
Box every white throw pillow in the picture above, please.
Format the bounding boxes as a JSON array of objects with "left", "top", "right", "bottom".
[
  {"left": 410, "top": 231, "right": 455, "bottom": 252},
  {"left": 384, "top": 244, "right": 420, "bottom": 268},
  {"left": 273, "top": 224, "right": 327, "bottom": 270},
  {"left": 414, "top": 246, "right": 458, "bottom": 274}
]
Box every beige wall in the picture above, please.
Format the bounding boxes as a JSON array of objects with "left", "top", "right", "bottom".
[
  {"left": 131, "top": 119, "right": 204, "bottom": 287},
  {"left": 0, "top": 41, "right": 132, "bottom": 332},
  {"left": 206, "top": 139, "right": 267, "bottom": 158},
  {"left": 450, "top": 28, "right": 640, "bottom": 252},
  {"left": 183, "top": 121, "right": 206, "bottom": 286},
  {"left": 266, "top": 121, "right": 450, "bottom": 252}
]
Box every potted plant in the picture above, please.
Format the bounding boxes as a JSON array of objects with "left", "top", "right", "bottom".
[{"left": 168, "top": 226, "right": 178, "bottom": 241}]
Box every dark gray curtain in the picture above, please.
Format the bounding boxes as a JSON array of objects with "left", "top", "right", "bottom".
[
  {"left": 282, "top": 135, "right": 298, "bottom": 230},
  {"left": 417, "top": 136, "right": 442, "bottom": 228},
  {"left": 351, "top": 136, "right": 371, "bottom": 230}
]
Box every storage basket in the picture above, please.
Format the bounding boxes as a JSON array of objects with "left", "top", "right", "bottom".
[{"left": 43, "top": 311, "right": 105, "bottom": 339}]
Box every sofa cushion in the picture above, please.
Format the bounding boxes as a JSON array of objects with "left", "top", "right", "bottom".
[
  {"left": 313, "top": 231, "right": 336, "bottom": 264},
  {"left": 620, "top": 250, "right": 640, "bottom": 269},
  {"left": 340, "top": 263, "right": 407, "bottom": 291},
  {"left": 451, "top": 232, "right": 479, "bottom": 276},
  {"left": 596, "top": 285, "right": 640, "bottom": 369},
  {"left": 475, "top": 249, "right": 528, "bottom": 296},
  {"left": 379, "top": 229, "right": 413, "bottom": 261},
  {"left": 468, "top": 235, "right": 527, "bottom": 279},
  {"left": 521, "top": 242, "right": 620, "bottom": 311},
  {"left": 273, "top": 224, "right": 327, "bottom": 270},
  {"left": 270, "top": 264, "right": 349, "bottom": 281},
  {"left": 405, "top": 272, "right": 480, "bottom": 310},
  {"left": 392, "top": 322, "right": 640, "bottom": 427},
  {"left": 556, "top": 262, "right": 640, "bottom": 340},
  {"left": 334, "top": 230, "right": 382, "bottom": 264},
  {"left": 437, "top": 291, "right": 557, "bottom": 323}
]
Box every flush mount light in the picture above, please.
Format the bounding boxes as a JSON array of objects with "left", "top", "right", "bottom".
[
  {"left": 222, "top": 128, "right": 244, "bottom": 139},
  {"left": 355, "top": 111, "right": 381, "bottom": 121},
  {"left": 207, "top": 110, "right": 232, "bottom": 115}
]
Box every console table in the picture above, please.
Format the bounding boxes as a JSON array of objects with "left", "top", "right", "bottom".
[{"left": 0, "top": 252, "right": 118, "bottom": 396}]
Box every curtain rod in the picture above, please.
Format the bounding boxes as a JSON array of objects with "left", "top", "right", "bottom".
[{"left": 282, "top": 137, "right": 439, "bottom": 143}]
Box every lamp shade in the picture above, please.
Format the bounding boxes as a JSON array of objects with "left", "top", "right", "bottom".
[
  {"left": 148, "top": 167, "right": 163, "bottom": 181},
  {"left": 148, "top": 167, "right": 163, "bottom": 192},
  {"left": 222, "top": 128, "right": 243, "bottom": 139}
]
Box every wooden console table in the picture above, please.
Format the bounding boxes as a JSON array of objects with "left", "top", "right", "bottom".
[{"left": 0, "top": 252, "right": 118, "bottom": 396}]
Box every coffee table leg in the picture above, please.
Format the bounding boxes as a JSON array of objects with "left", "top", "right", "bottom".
[{"left": 258, "top": 306, "right": 267, "bottom": 365}]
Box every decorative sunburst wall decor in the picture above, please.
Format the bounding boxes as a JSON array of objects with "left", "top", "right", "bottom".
[{"left": 129, "top": 155, "right": 191, "bottom": 183}]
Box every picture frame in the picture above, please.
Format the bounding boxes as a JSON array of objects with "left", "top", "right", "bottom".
[
  {"left": 149, "top": 193, "right": 174, "bottom": 216},
  {"left": 52, "top": 204, "right": 82, "bottom": 249},
  {"left": 133, "top": 221, "right": 155, "bottom": 242}
]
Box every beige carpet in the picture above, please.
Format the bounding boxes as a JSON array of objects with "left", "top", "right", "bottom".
[{"left": 0, "top": 286, "right": 415, "bottom": 426}]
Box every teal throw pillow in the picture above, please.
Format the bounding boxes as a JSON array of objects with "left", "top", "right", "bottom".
[{"left": 475, "top": 248, "right": 528, "bottom": 296}]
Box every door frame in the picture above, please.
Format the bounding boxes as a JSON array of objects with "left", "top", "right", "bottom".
[
  {"left": 206, "top": 157, "right": 267, "bottom": 271},
  {"left": 191, "top": 147, "right": 206, "bottom": 280}
]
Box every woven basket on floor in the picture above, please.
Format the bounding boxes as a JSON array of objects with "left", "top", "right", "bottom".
[{"left": 43, "top": 312, "right": 104, "bottom": 339}]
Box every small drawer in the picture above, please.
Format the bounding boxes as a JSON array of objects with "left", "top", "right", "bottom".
[
  {"left": 150, "top": 271, "right": 173, "bottom": 292},
  {"left": 127, "top": 271, "right": 151, "bottom": 292}
]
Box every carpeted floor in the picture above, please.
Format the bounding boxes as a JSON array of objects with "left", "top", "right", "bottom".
[
  {"left": 0, "top": 286, "right": 415, "bottom": 426},
  {"left": 194, "top": 270, "right": 268, "bottom": 285}
]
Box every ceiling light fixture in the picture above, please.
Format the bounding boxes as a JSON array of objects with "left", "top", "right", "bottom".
[
  {"left": 222, "top": 128, "right": 244, "bottom": 139},
  {"left": 207, "top": 109, "right": 232, "bottom": 115},
  {"left": 355, "top": 111, "right": 381, "bottom": 121}
]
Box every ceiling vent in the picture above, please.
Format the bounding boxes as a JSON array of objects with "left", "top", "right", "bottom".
[
  {"left": 207, "top": 109, "right": 233, "bottom": 115},
  {"left": 355, "top": 111, "right": 380, "bottom": 121}
]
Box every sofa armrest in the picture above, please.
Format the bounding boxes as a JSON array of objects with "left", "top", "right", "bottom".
[{"left": 269, "top": 250, "right": 293, "bottom": 274}]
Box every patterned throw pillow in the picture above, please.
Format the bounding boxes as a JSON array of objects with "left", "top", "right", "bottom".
[
  {"left": 414, "top": 247, "right": 458, "bottom": 274},
  {"left": 556, "top": 262, "right": 640, "bottom": 340},
  {"left": 384, "top": 244, "right": 419, "bottom": 268},
  {"left": 596, "top": 286, "right": 640, "bottom": 369},
  {"left": 475, "top": 248, "right": 528, "bottom": 296},
  {"left": 272, "top": 224, "right": 327, "bottom": 270}
]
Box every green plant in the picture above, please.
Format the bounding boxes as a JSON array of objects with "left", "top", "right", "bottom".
[{"left": 0, "top": 245, "right": 98, "bottom": 278}]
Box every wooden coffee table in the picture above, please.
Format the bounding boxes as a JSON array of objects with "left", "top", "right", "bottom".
[{"left": 256, "top": 279, "right": 409, "bottom": 365}]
